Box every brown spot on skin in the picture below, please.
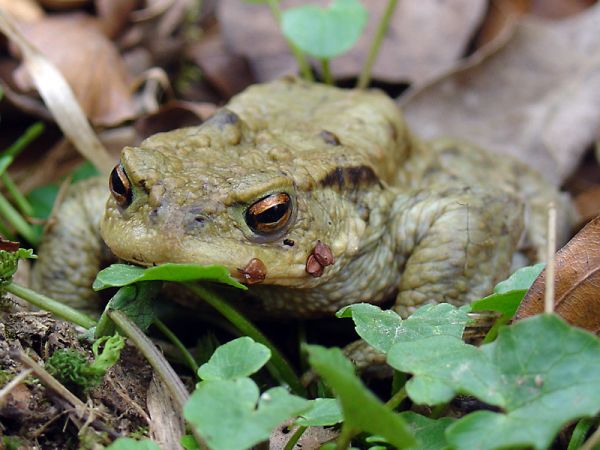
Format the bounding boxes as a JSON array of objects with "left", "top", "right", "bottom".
[
  {"left": 0, "top": 237, "right": 20, "bottom": 252},
  {"left": 314, "top": 241, "right": 334, "bottom": 266},
  {"left": 320, "top": 165, "right": 380, "bottom": 190},
  {"left": 305, "top": 254, "right": 324, "bottom": 277},
  {"left": 238, "top": 258, "right": 267, "bottom": 285},
  {"left": 319, "top": 130, "right": 341, "bottom": 146}
]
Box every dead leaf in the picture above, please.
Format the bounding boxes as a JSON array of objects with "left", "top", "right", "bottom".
[
  {"left": 11, "top": 13, "right": 137, "bottom": 127},
  {"left": 574, "top": 184, "right": 600, "bottom": 225},
  {"left": 401, "top": 4, "right": 600, "bottom": 185},
  {"left": 38, "top": 0, "right": 91, "bottom": 9},
  {"left": 515, "top": 215, "right": 600, "bottom": 334},
  {"left": 95, "top": 0, "right": 138, "bottom": 38},
  {"left": 0, "top": 9, "right": 114, "bottom": 175},
  {"left": 531, "top": 0, "right": 596, "bottom": 18},
  {"left": 135, "top": 100, "right": 215, "bottom": 139},
  {"left": 475, "top": 0, "right": 529, "bottom": 47},
  {"left": 218, "top": 0, "right": 487, "bottom": 84},
  {"left": 185, "top": 25, "right": 254, "bottom": 98},
  {"left": 0, "top": 0, "right": 44, "bottom": 22}
]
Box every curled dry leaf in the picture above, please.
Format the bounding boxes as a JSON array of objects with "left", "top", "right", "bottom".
[
  {"left": 515, "top": 215, "right": 600, "bottom": 334},
  {"left": 218, "top": 0, "right": 486, "bottom": 84},
  {"left": 95, "top": 0, "right": 138, "bottom": 38},
  {"left": 401, "top": 4, "right": 600, "bottom": 185},
  {"left": 11, "top": 13, "right": 137, "bottom": 127}
]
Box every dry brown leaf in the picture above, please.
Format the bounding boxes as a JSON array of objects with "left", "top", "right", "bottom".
[
  {"left": 185, "top": 26, "right": 254, "bottom": 98},
  {"left": 401, "top": 4, "right": 600, "bottom": 185},
  {"left": 0, "top": 9, "right": 114, "bottom": 175},
  {"left": 218, "top": 0, "right": 487, "bottom": 84},
  {"left": 531, "top": 0, "right": 596, "bottom": 18},
  {"left": 476, "top": 0, "right": 530, "bottom": 47},
  {"left": 574, "top": 185, "right": 600, "bottom": 225},
  {"left": 38, "top": 0, "right": 91, "bottom": 9},
  {"left": 0, "top": 0, "right": 44, "bottom": 22},
  {"left": 11, "top": 13, "right": 137, "bottom": 127},
  {"left": 95, "top": 0, "right": 138, "bottom": 38},
  {"left": 515, "top": 215, "right": 600, "bottom": 334}
]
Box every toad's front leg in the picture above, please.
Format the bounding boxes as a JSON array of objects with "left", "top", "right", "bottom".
[{"left": 391, "top": 185, "right": 524, "bottom": 317}]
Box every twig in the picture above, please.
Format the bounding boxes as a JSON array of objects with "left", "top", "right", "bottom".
[
  {"left": 107, "top": 310, "right": 209, "bottom": 450},
  {"left": 16, "top": 349, "right": 87, "bottom": 412},
  {"left": 0, "top": 368, "right": 33, "bottom": 405},
  {"left": 544, "top": 203, "right": 556, "bottom": 314}
]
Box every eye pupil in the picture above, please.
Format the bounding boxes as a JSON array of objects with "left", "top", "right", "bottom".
[
  {"left": 109, "top": 164, "right": 132, "bottom": 207},
  {"left": 245, "top": 193, "right": 292, "bottom": 234},
  {"left": 255, "top": 203, "right": 288, "bottom": 224}
]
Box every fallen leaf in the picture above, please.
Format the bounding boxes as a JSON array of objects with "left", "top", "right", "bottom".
[
  {"left": 515, "top": 215, "right": 600, "bottom": 334},
  {"left": 0, "top": 10, "right": 114, "bottom": 175},
  {"left": 95, "top": 0, "right": 138, "bottom": 38},
  {"left": 0, "top": 0, "right": 44, "bottom": 22},
  {"left": 12, "top": 13, "right": 137, "bottom": 127},
  {"left": 401, "top": 5, "right": 600, "bottom": 184},
  {"left": 184, "top": 26, "right": 254, "bottom": 98},
  {"left": 37, "top": 0, "right": 91, "bottom": 9},
  {"left": 574, "top": 184, "right": 600, "bottom": 226},
  {"left": 475, "top": 0, "right": 529, "bottom": 47},
  {"left": 218, "top": 0, "right": 487, "bottom": 84},
  {"left": 531, "top": 0, "right": 596, "bottom": 18},
  {"left": 134, "top": 100, "right": 215, "bottom": 139}
]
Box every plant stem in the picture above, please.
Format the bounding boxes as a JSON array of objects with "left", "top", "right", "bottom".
[
  {"left": 357, "top": 0, "right": 398, "bottom": 89},
  {"left": 283, "top": 425, "right": 307, "bottom": 450},
  {"left": 154, "top": 318, "right": 199, "bottom": 375},
  {"left": 321, "top": 59, "right": 333, "bottom": 85},
  {"left": 385, "top": 386, "right": 407, "bottom": 411},
  {"left": 266, "top": 0, "right": 314, "bottom": 81},
  {"left": 334, "top": 422, "right": 356, "bottom": 450},
  {"left": 6, "top": 282, "right": 96, "bottom": 329},
  {"left": 568, "top": 417, "right": 594, "bottom": 450},
  {"left": 107, "top": 310, "right": 209, "bottom": 450},
  {"left": 184, "top": 283, "right": 305, "bottom": 396},
  {"left": 580, "top": 419, "right": 600, "bottom": 450},
  {"left": 1, "top": 122, "right": 45, "bottom": 160},
  {"left": 1, "top": 172, "right": 33, "bottom": 216},
  {"left": 0, "top": 192, "right": 37, "bottom": 244},
  {"left": 0, "top": 218, "right": 15, "bottom": 240}
]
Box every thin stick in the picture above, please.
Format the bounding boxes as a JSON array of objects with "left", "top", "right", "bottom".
[
  {"left": 544, "top": 203, "right": 556, "bottom": 314},
  {"left": 0, "top": 368, "right": 33, "bottom": 405},
  {"left": 357, "top": 0, "right": 398, "bottom": 89},
  {"left": 16, "top": 350, "right": 87, "bottom": 412}
]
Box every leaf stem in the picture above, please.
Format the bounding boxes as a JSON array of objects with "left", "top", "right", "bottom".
[
  {"left": 266, "top": 0, "right": 314, "bottom": 81},
  {"left": 568, "top": 417, "right": 594, "bottom": 450},
  {"left": 283, "top": 425, "right": 307, "bottom": 450},
  {"left": 580, "top": 420, "right": 600, "bottom": 450},
  {"left": 107, "top": 310, "right": 209, "bottom": 450},
  {"left": 184, "top": 283, "right": 305, "bottom": 396},
  {"left": 357, "top": 0, "right": 398, "bottom": 89},
  {"left": 154, "top": 318, "right": 199, "bottom": 375},
  {"left": 6, "top": 282, "right": 96, "bottom": 329},
  {"left": 321, "top": 59, "right": 333, "bottom": 85},
  {"left": 1, "top": 172, "right": 33, "bottom": 217},
  {"left": 0, "top": 122, "right": 45, "bottom": 167},
  {"left": 0, "top": 192, "right": 37, "bottom": 244},
  {"left": 385, "top": 386, "right": 407, "bottom": 411},
  {"left": 334, "top": 422, "right": 357, "bottom": 450}
]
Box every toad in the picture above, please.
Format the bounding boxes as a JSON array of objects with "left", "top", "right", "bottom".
[{"left": 31, "top": 78, "right": 573, "bottom": 318}]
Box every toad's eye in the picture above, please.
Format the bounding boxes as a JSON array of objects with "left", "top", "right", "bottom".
[
  {"left": 245, "top": 193, "right": 292, "bottom": 234},
  {"left": 109, "top": 163, "right": 132, "bottom": 208}
]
